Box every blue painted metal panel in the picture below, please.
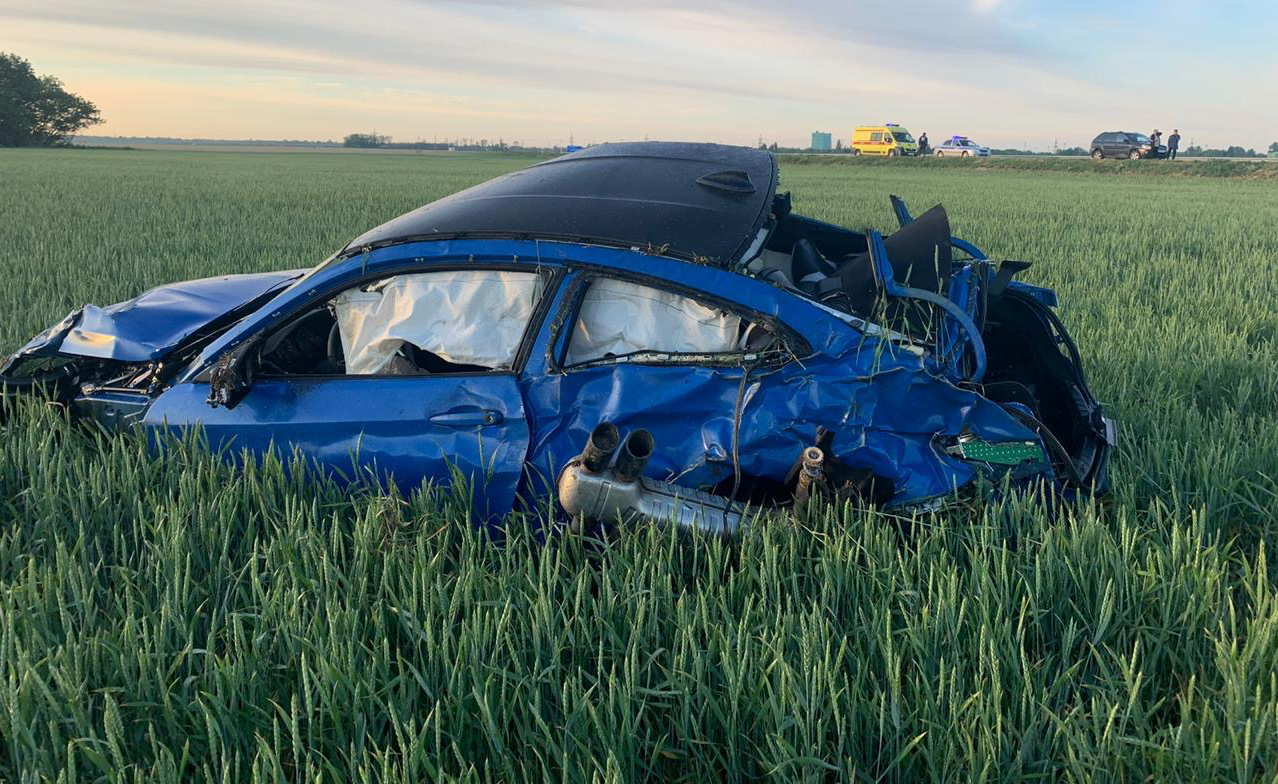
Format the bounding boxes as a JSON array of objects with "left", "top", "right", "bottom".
[
  {"left": 18, "top": 271, "right": 302, "bottom": 362},
  {"left": 517, "top": 263, "right": 1041, "bottom": 509},
  {"left": 144, "top": 373, "right": 531, "bottom": 522},
  {"left": 950, "top": 237, "right": 987, "bottom": 261},
  {"left": 521, "top": 337, "right": 1040, "bottom": 508}
]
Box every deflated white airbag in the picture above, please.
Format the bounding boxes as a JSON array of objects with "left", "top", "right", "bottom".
[
  {"left": 565, "top": 278, "right": 741, "bottom": 365},
  {"left": 334, "top": 270, "right": 543, "bottom": 374}
]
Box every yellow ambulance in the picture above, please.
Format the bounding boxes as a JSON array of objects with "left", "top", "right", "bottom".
[{"left": 850, "top": 124, "right": 920, "bottom": 156}]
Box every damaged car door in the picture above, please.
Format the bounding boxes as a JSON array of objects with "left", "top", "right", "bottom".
[
  {"left": 521, "top": 266, "right": 809, "bottom": 503},
  {"left": 143, "top": 265, "right": 548, "bottom": 521}
]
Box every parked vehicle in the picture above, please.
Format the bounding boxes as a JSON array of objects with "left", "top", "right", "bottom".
[
  {"left": 1, "top": 143, "right": 1112, "bottom": 531},
  {"left": 1090, "top": 132, "right": 1167, "bottom": 160},
  {"left": 851, "top": 124, "right": 920, "bottom": 156},
  {"left": 934, "top": 136, "right": 991, "bottom": 157}
]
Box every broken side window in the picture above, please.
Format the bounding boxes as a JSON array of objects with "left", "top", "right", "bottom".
[
  {"left": 335, "top": 270, "right": 543, "bottom": 374},
  {"left": 563, "top": 277, "right": 774, "bottom": 366},
  {"left": 257, "top": 269, "right": 544, "bottom": 377}
]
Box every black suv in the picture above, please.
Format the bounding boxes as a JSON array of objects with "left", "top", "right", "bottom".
[{"left": 1090, "top": 132, "right": 1166, "bottom": 160}]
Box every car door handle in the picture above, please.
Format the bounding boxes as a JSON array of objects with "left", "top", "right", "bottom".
[{"left": 429, "top": 408, "right": 503, "bottom": 428}]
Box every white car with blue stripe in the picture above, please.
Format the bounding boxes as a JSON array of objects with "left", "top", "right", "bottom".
[{"left": 935, "top": 136, "right": 991, "bottom": 157}]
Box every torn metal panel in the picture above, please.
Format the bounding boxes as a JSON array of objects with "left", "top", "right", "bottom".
[
  {"left": 523, "top": 330, "right": 1041, "bottom": 510},
  {"left": 9, "top": 271, "right": 301, "bottom": 365}
]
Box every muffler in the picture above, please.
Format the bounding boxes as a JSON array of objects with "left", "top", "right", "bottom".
[{"left": 558, "top": 425, "right": 749, "bottom": 537}]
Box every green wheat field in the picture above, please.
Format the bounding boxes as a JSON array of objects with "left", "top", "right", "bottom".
[{"left": 3, "top": 149, "right": 1278, "bottom": 782}]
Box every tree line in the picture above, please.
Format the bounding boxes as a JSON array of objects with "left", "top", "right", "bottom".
[{"left": 343, "top": 133, "right": 526, "bottom": 151}]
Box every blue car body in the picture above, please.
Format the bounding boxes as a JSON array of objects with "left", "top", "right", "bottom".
[
  {"left": 1, "top": 143, "right": 1112, "bottom": 524},
  {"left": 11, "top": 271, "right": 302, "bottom": 362}
]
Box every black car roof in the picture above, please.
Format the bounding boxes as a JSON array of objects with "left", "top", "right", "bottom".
[{"left": 341, "top": 142, "right": 779, "bottom": 268}]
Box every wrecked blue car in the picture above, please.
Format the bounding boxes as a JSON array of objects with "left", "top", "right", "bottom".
[{"left": 1, "top": 142, "right": 1112, "bottom": 532}]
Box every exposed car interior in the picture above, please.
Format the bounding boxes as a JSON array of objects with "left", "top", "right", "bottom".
[
  {"left": 259, "top": 269, "right": 781, "bottom": 377},
  {"left": 258, "top": 269, "right": 544, "bottom": 376},
  {"left": 748, "top": 194, "right": 870, "bottom": 283},
  {"left": 743, "top": 193, "right": 951, "bottom": 336},
  {"left": 564, "top": 277, "right": 779, "bottom": 365},
  {"left": 744, "top": 192, "right": 1103, "bottom": 487},
  {"left": 981, "top": 291, "right": 1104, "bottom": 486}
]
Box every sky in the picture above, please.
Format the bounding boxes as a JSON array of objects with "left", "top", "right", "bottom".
[{"left": 2, "top": 0, "right": 1275, "bottom": 150}]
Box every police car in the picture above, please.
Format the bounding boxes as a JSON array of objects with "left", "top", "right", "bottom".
[{"left": 934, "top": 136, "right": 991, "bottom": 157}]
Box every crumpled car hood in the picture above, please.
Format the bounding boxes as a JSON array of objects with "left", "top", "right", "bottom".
[{"left": 12, "top": 270, "right": 302, "bottom": 363}]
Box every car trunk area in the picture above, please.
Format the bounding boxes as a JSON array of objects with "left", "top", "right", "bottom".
[{"left": 981, "top": 290, "right": 1108, "bottom": 490}]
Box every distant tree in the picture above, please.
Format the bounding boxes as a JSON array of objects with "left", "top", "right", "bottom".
[
  {"left": 1054, "top": 147, "right": 1088, "bottom": 156},
  {"left": 0, "top": 53, "right": 101, "bottom": 146},
  {"left": 343, "top": 132, "right": 389, "bottom": 148},
  {"left": 1270, "top": 141, "right": 1278, "bottom": 153},
  {"left": 1186, "top": 145, "right": 1262, "bottom": 158}
]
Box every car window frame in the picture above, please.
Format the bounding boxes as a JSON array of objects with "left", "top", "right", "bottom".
[
  {"left": 546, "top": 268, "right": 808, "bottom": 373},
  {"left": 252, "top": 262, "right": 563, "bottom": 381}
]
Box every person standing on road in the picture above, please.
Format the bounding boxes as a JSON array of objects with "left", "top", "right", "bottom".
[
  {"left": 1167, "top": 129, "right": 1180, "bottom": 160},
  {"left": 919, "top": 132, "right": 930, "bottom": 155},
  {"left": 1149, "top": 129, "right": 1162, "bottom": 157}
]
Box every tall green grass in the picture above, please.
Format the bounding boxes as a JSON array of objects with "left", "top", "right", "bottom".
[{"left": 2, "top": 149, "right": 1278, "bottom": 781}]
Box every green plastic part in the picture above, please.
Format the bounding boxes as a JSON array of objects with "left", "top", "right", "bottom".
[{"left": 952, "top": 438, "right": 1045, "bottom": 466}]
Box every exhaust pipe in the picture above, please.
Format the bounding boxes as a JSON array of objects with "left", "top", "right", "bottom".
[
  {"left": 580, "top": 422, "right": 620, "bottom": 473},
  {"left": 559, "top": 424, "right": 749, "bottom": 538},
  {"left": 794, "top": 446, "right": 825, "bottom": 506},
  {"left": 613, "top": 429, "right": 654, "bottom": 482}
]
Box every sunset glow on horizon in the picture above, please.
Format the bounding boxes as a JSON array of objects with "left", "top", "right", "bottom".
[{"left": 2, "top": 0, "right": 1274, "bottom": 150}]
